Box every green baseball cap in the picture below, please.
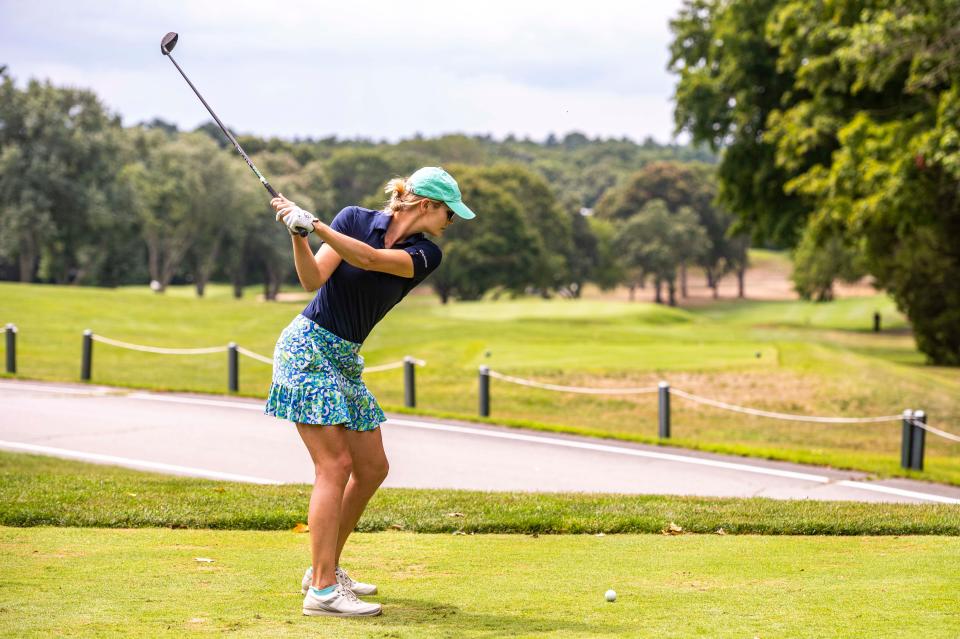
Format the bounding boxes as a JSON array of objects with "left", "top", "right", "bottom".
[{"left": 408, "top": 167, "right": 476, "bottom": 220}]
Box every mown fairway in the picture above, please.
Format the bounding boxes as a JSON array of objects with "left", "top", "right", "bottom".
[
  {"left": 2, "top": 455, "right": 959, "bottom": 639},
  {"left": 2, "top": 279, "right": 959, "bottom": 485},
  {"left": 3, "top": 450, "right": 958, "bottom": 638},
  {"left": 2, "top": 526, "right": 958, "bottom": 639}
]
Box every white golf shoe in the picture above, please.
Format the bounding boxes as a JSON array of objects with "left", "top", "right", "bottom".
[
  {"left": 302, "top": 583, "right": 381, "bottom": 617},
  {"left": 301, "top": 566, "right": 378, "bottom": 596}
]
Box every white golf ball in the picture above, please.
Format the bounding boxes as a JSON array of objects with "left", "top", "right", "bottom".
[{"left": 605, "top": 589, "right": 616, "bottom": 602}]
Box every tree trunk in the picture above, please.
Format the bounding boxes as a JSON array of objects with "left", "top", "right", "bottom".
[
  {"left": 18, "top": 233, "right": 37, "bottom": 283},
  {"left": 193, "top": 240, "right": 222, "bottom": 298},
  {"left": 263, "top": 261, "right": 281, "bottom": 301},
  {"left": 232, "top": 270, "right": 245, "bottom": 299},
  {"left": 737, "top": 266, "right": 746, "bottom": 299},
  {"left": 160, "top": 251, "right": 177, "bottom": 290},
  {"left": 654, "top": 278, "right": 663, "bottom": 304},
  {"left": 628, "top": 283, "right": 636, "bottom": 302},
  {"left": 680, "top": 263, "right": 688, "bottom": 298},
  {"left": 668, "top": 279, "right": 677, "bottom": 306},
  {"left": 53, "top": 262, "right": 70, "bottom": 285},
  {"left": 263, "top": 276, "right": 279, "bottom": 301}
]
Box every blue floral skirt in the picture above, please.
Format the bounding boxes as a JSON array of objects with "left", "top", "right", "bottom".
[{"left": 264, "top": 315, "right": 386, "bottom": 431}]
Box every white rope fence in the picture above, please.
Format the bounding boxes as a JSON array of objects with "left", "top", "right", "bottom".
[
  {"left": 482, "top": 368, "right": 960, "bottom": 447},
  {"left": 364, "top": 358, "right": 426, "bottom": 374},
  {"left": 91, "top": 334, "right": 227, "bottom": 355},
  {"left": 486, "top": 370, "right": 659, "bottom": 395},
  {"left": 75, "top": 337, "right": 960, "bottom": 446},
  {"left": 38, "top": 326, "right": 960, "bottom": 458},
  {"left": 235, "top": 346, "right": 272, "bottom": 365},
  {"left": 913, "top": 419, "right": 960, "bottom": 443},
  {"left": 89, "top": 331, "right": 421, "bottom": 373},
  {"left": 668, "top": 388, "right": 903, "bottom": 424}
]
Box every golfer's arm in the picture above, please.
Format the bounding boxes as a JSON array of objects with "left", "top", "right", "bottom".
[
  {"left": 313, "top": 221, "right": 414, "bottom": 278},
  {"left": 291, "top": 236, "right": 340, "bottom": 291}
]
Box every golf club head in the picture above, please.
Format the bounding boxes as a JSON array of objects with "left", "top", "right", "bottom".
[{"left": 161, "top": 32, "right": 178, "bottom": 55}]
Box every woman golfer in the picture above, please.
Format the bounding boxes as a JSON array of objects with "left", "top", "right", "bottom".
[{"left": 266, "top": 167, "right": 475, "bottom": 617}]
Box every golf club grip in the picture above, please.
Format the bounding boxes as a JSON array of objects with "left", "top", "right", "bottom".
[{"left": 262, "top": 180, "right": 279, "bottom": 199}]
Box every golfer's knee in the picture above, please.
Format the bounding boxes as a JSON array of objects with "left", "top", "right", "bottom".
[
  {"left": 315, "top": 453, "right": 353, "bottom": 484},
  {"left": 355, "top": 457, "right": 389, "bottom": 488}
]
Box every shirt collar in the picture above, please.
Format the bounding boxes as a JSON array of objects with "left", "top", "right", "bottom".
[
  {"left": 372, "top": 211, "right": 392, "bottom": 232},
  {"left": 373, "top": 210, "right": 424, "bottom": 244}
]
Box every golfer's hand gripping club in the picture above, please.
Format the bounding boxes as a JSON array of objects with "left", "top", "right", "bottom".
[
  {"left": 272, "top": 196, "right": 318, "bottom": 237},
  {"left": 159, "top": 31, "right": 308, "bottom": 237}
]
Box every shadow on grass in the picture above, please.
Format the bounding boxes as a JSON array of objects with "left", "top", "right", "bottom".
[{"left": 379, "top": 596, "right": 625, "bottom": 636}]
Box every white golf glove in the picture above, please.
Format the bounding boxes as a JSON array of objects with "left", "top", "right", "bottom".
[{"left": 277, "top": 205, "right": 318, "bottom": 236}]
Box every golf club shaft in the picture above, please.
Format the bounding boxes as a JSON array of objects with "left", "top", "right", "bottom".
[{"left": 165, "top": 53, "right": 278, "bottom": 199}]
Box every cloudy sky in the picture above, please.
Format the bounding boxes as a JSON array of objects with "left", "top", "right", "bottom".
[{"left": 1, "top": 0, "right": 686, "bottom": 143}]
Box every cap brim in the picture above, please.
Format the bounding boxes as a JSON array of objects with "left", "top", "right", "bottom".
[{"left": 448, "top": 199, "right": 476, "bottom": 220}]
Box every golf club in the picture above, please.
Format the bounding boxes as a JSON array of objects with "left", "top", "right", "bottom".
[{"left": 160, "top": 31, "right": 307, "bottom": 237}]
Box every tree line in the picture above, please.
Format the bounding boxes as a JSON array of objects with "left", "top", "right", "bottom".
[
  {"left": 0, "top": 69, "right": 749, "bottom": 306},
  {"left": 669, "top": 0, "right": 960, "bottom": 364}
]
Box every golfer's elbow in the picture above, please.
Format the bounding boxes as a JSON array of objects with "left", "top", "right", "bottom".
[
  {"left": 350, "top": 248, "right": 378, "bottom": 271},
  {"left": 300, "top": 274, "right": 323, "bottom": 292}
]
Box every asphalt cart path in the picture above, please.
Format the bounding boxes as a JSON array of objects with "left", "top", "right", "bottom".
[{"left": 1, "top": 380, "right": 958, "bottom": 505}]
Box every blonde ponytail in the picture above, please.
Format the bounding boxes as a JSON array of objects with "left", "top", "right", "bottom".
[
  {"left": 384, "top": 175, "right": 433, "bottom": 214},
  {"left": 385, "top": 177, "right": 406, "bottom": 198}
]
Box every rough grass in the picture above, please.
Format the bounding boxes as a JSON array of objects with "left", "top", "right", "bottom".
[
  {"left": 2, "top": 526, "right": 959, "bottom": 638},
  {"left": 3, "top": 452, "right": 958, "bottom": 536},
  {"left": 2, "top": 282, "right": 959, "bottom": 485}
]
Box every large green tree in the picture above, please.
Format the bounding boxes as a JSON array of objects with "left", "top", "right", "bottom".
[
  {"left": 791, "top": 226, "right": 865, "bottom": 301},
  {"left": 468, "top": 163, "right": 575, "bottom": 296},
  {"left": 615, "top": 200, "right": 709, "bottom": 306},
  {"left": 769, "top": 0, "right": 960, "bottom": 362},
  {"left": 429, "top": 169, "right": 543, "bottom": 303},
  {"left": 670, "top": 0, "right": 805, "bottom": 246},
  {"left": 0, "top": 75, "right": 127, "bottom": 283},
  {"left": 325, "top": 148, "right": 395, "bottom": 208},
  {"left": 670, "top": 0, "right": 960, "bottom": 363},
  {"left": 595, "top": 160, "right": 743, "bottom": 297},
  {"left": 119, "top": 131, "right": 256, "bottom": 293}
]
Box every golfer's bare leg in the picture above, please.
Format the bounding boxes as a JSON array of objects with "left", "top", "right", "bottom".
[
  {"left": 296, "top": 423, "right": 351, "bottom": 590},
  {"left": 336, "top": 427, "right": 389, "bottom": 564}
]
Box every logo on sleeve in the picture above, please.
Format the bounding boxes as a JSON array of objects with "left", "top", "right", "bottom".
[{"left": 417, "top": 249, "right": 428, "bottom": 269}]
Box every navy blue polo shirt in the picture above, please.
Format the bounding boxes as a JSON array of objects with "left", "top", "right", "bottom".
[{"left": 302, "top": 206, "right": 442, "bottom": 344}]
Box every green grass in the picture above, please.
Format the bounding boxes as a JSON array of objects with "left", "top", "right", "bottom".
[
  {"left": 3, "top": 452, "right": 959, "bottom": 535},
  {"left": 2, "top": 526, "right": 959, "bottom": 638},
  {"left": 694, "top": 294, "right": 910, "bottom": 332},
  {"left": 2, "top": 281, "right": 959, "bottom": 485}
]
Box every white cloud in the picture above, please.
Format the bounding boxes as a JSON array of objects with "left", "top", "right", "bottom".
[{"left": 0, "top": 0, "right": 685, "bottom": 142}]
